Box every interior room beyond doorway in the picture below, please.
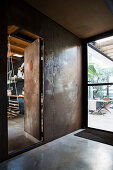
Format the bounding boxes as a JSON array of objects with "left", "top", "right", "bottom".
[{"left": 7, "top": 25, "right": 44, "bottom": 153}]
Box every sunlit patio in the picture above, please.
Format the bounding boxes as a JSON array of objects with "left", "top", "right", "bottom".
[{"left": 88, "top": 108, "right": 113, "bottom": 132}]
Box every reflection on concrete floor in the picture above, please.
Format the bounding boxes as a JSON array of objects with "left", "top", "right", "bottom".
[
  {"left": 1, "top": 131, "right": 113, "bottom": 170},
  {"left": 8, "top": 116, "right": 38, "bottom": 153}
]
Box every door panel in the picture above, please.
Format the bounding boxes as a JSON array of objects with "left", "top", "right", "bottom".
[{"left": 24, "top": 39, "right": 41, "bottom": 140}]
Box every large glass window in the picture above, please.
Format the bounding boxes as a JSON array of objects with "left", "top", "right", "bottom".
[
  {"left": 88, "top": 46, "right": 113, "bottom": 84},
  {"left": 88, "top": 37, "right": 113, "bottom": 132},
  {"left": 88, "top": 85, "right": 113, "bottom": 132}
]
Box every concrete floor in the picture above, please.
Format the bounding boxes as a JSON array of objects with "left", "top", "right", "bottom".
[
  {"left": 1, "top": 130, "right": 113, "bottom": 170},
  {"left": 88, "top": 108, "right": 113, "bottom": 132},
  {"left": 8, "top": 116, "right": 38, "bottom": 153}
]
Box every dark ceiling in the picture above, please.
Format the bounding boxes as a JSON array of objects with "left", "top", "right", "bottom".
[{"left": 24, "top": 0, "right": 113, "bottom": 39}]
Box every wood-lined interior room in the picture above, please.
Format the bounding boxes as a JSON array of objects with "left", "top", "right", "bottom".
[{"left": 7, "top": 25, "right": 44, "bottom": 153}]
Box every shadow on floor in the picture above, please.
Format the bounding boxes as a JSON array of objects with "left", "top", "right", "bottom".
[{"left": 75, "top": 128, "right": 113, "bottom": 146}]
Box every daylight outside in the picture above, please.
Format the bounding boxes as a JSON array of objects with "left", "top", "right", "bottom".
[{"left": 88, "top": 37, "right": 113, "bottom": 132}]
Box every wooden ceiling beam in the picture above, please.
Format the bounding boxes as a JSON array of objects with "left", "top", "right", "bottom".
[
  {"left": 7, "top": 36, "right": 29, "bottom": 56},
  {"left": 20, "top": 29, "right": 39, "bottom": 39},
  {"left": 10, "top": 48, "right": 24, "bottom": 56},
  {"left": 10, "top": 44, "right": 25, "bottom": 52},
  {"left": 8, "top": 41, "right": 25, "bottom": 50},
  {"left": 8, "top": 36, "right": 30, "bottom": 48},
  {"left": 7, "top": 25, "right": 40, "bottom": 57},
  {"left": 8, "top": 25, "right": 19, "bottom": 35}
]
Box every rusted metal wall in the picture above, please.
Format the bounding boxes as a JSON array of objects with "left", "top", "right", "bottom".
[
  {"left": 24, "top": 39, "right": 41, "bottom": 140},
  {"left": 8, "top": 0, "right": 82, "bottom": 142}
]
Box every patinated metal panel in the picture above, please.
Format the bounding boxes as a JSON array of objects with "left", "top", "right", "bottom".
[
  {"left": 8, "top": 0, "right": 82, "bottom": 146},
  {"left": 24, "top": 39, "right": 41, "bottom": 140}
]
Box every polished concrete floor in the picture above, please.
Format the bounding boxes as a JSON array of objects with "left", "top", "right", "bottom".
[
  {"left": 1, "top": 130, "right": 113, "bottom": 170},
  {"left": 8, "top": 116, "right": 37, "bottom": 153}
]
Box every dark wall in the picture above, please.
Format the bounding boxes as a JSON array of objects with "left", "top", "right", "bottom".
[
  {"left": 8, "top": 0, "right": 82, "bottom": 142},
  {"left": 0, "top": 1, "right": 8, "bottom": 162}
]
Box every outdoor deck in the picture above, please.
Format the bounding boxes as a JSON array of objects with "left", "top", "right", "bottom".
[{"left": 88, "top": 108, "right": 113, "bottom": 132}]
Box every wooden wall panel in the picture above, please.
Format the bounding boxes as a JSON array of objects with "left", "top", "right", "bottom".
[{"left": 8, "top": 0, "right": 82, "bottom": 143}]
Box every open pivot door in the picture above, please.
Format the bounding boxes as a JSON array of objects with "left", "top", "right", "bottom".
[{"left": 24, "top": 39, "right": 41, "bottom": 140}]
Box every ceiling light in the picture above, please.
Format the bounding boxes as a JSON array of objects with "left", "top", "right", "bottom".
[{"left": 13, "top": 54, "right": 23, "bottom": 58}]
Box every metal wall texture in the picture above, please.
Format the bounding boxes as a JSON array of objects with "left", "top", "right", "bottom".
[
  {"left": 6, "top": 0, "right": 82, "bottom": 151},
  {"left": 24, "top": 39, "right": 41, "bottom": 140}
]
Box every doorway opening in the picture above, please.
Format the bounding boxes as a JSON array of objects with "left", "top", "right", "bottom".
[
  {"left": 7, "top": 25, "right": 44, "bottom": 153},
  {"left": 87, "top": 36, "right": 113, "bottom": 132}
]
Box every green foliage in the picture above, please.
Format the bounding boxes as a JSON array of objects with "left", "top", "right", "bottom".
[
  {"left": 88, "top": 63, "right": 98, "bottom": 82},
  {"left": 88, "top": 62, "right": 113, "bottom": 83},
  {"left": 88, "top": 62, "right": 113, "bottom": 99}
]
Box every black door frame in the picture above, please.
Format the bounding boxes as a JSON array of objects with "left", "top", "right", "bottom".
[
  {"left": 82, "top": 29, "right": 113, "bottom": 129},
  {"left": 0, "top": 1, "right": 8, "bottom": 163}
]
